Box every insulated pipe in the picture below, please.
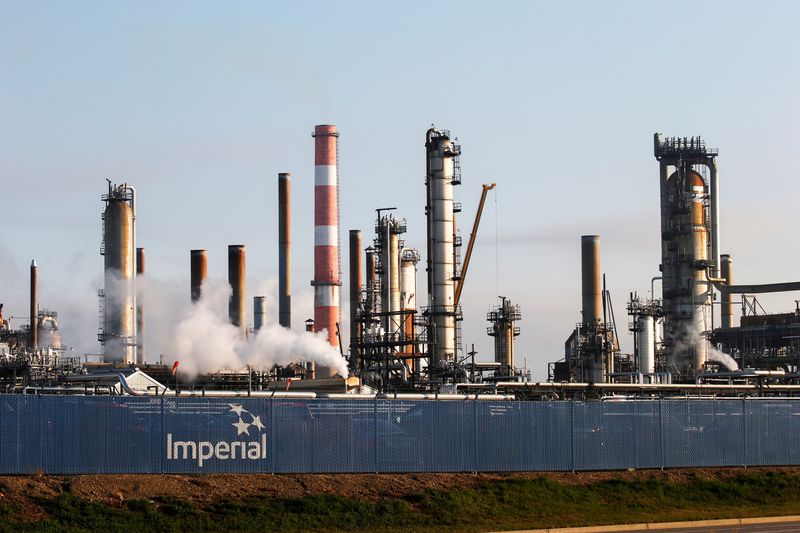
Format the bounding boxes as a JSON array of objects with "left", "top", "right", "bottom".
[
  {"left": 721, "top": 254, "right": 733, "bottom": 329},
  {"left": 581, "top": 235, "right": 602, "bottom": 326},
  {"left": 349, "top": 230, "right": 362, "bottom": 361},
  {"left": 709, "top": 158, "right": 720, "bottom": 278},
  {"left": 278, "top": 172, "right": 291, "bottom": 329},
  {"left": 313, "top": 125, "right": 340, "bottom": 378},
  {"left": 190, "top": 249, "right": 207, "bottom": 303},
  {"left": 254, "top": 296, "right": 267, "bottom": 331},
  {"left": 29, "top": 260, "right": 37, "bottom": 351},
  {"left": 136, "top": 248, "right": 145, "bottom": 364},
  {"left": 228, "top": 245, "right": 246, "bottom": 338},
  {"left": 658, "top": 160, "right": 669, "bottom": 274}
]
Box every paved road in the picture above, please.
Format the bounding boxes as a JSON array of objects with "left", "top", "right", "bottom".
[{"left": 622, "top": 521, "right": 800, "bottom": 532}]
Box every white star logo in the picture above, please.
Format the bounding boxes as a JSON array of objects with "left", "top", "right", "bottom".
[
  {"left": 233, "top": 418, "right": 251, "bottom": 435},
  {"left": 227, "top": 405, "right": 266, "bottom": 436}
]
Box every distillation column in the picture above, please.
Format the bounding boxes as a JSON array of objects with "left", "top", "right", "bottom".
[
  {"left": 720, "top": 254, "right": 733, "bottom": 329},
  {"left": 400, "top": 248, "right": 420, "bottom": 372},
  {"left": 425, "top": 128, "right": 460, "bottom": 368},
  {"left": 101, "top": 182, "right": 136, "bottom": 364},
  {"left": 312, "top": 124, "right": 341, "bottom": 378}
]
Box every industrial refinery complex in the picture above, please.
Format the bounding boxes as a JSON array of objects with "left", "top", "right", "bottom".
[{"left": 2, "top": 127, "right": 800, "bottom": 399}]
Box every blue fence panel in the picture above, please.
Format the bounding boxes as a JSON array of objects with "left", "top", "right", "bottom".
[{"left": 2, "top": 396, "right": 800, "bottom": 474}]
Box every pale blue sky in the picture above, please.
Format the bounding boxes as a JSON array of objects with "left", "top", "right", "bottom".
[{"left": 1, "top": 1, "right": 798, "bottom": 378}]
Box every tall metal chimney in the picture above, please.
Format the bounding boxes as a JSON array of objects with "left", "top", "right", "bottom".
[
  {"left": 581, "top": 235, "right": 602, "bottom": 326},
  {"left": 425, "top": 128, "right": 460, "bottom": 368},
  {"left": 190, "top": 249, "right": 207, "bottom": 303},
  {"left": 721, "top": 254, "right": 733, "bottom": 329},
  {"left": 101, "top": 181, "right": 136, "bottom": 364},
  {"left": 349, "top": 229, "right": 362, "bottom": 363},
  {"left": 29, "top": 260, "right": 37, "bottom": 352},
  {"left": 278, "top": 172, "right": 292, "bottom": 329},
  {"left": 312, "top": 125, "right": 341, "bottom": 378},
  {"left": 254, "top": 296, "right": 267, "bottom": 331},
  {"left": 136, "top": 247, "right": 145, "bottom": 364},
  {"left": 228, "top": 245, "right": 246, "bottom": 338}
]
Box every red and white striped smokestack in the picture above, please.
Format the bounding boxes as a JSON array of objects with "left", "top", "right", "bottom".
[{"left": 312, "top": 124, "right": 341, "bottom": 377}]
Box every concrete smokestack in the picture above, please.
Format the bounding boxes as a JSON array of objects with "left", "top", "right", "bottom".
[
  {"left": 721, "top": 254, "right": 733, "bottom": 329},
  {"left": 190, "top": 249, "right": 207, "bottom": 303},
  {"left": 228, "top": 245, "right": 246, "bottom": 338},
  {"left": 312, "top": 124, "right": 341, "bottom": 378},
  {"left": 278, "top": 172, "right": 292, "bottom": 329},
  {"left": 29, "top": 260, "right": 37, "bottom": 351},
  {"left": 254, "top": 296, "right": 267, "bottom": 331},
  {"left": 349, "top": 230, "right": 362, "bottom": 362},
  {"left": 581, "top": 235, "right": 602, "bottom": 326},
  {"left": 136, "top": 247, "right": 145, "bottom": 364}
]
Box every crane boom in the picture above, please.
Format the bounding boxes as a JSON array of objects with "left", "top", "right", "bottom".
[{"left": 454, "top": 183, "right": 496, "bottom": 307}]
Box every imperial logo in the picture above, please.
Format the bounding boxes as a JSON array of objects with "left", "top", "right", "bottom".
[{"left": 166, "top": 404, "right": 267, "bottom": 467}]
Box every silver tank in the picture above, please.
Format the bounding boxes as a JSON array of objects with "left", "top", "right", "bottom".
[
  {"left": 102, "top": 182, "right": 136, "bottom": 363},
  {"left": 425, "top": 129, "right": 459, "bottom": 366}
]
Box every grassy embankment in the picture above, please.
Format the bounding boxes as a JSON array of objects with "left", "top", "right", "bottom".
[{"left": 4, "top": 472, "right": 800, "bottom": 532}]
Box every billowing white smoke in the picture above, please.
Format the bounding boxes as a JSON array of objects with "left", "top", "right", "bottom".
[
  {"left": 675, "top": 324, "right": 739, "bottom": 371},
  {"left": 154, "top": 280, "right": 348, "bottom": 379}
]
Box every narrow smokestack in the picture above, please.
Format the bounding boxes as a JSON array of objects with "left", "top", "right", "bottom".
[
  {"left": 254, "top": 296, "right": 267, "bottom": 331},
  {"left": 136, "top": 247, "right": 145, "bottom": 364},
  {"left": 29, "top": 260, "right": 37, "bottom": 351},
  {"left": 312, "top": 124, "right": 341, "bottom": 378},
  {"left": 305, "top": 318, "right": 316, "bottom": 379},
  {"left": 228, "top": 245, "right": 246, "bottom": 337},
  {"left": 190, "top": 249, "right": 207, "bottom": 303},
  {"left": 278, "top": 172, "right": 291, "bottom": 329},
  {"left": 581, "top": 235, "right": 602, "bottom": 326},
  {"left": 349, "top": 230, "right": 362, "bottom": 362},
  {"left": 721, "top": 254, "right": 733, "bottom": 329}
]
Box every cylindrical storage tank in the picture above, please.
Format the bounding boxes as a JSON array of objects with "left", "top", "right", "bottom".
[
  {"left": 190, "top": 249, "right": 208, "bottom": 303},
  {"left": 721, "top": 254, "right": 733, "bottom": 328},
  {"left": 29, "top": 260, "right": 37, "bottom": 352},
  {"left": 581, "top": 235, "right": 601, "bottom": 326},
  {"left": 313, "top": 124, "right": 340, "bottom": 378},
  {"left": 637, "top": 315, "right": 655, "bottom": 374},
  {"left": 278, "top": 172, "right": 292, "bottom": 329},
  {"left": 136, "top": 247, "right": 145, "bottom": 364},
  {"left": 228, "top": 245, "right": 246, "bottom": 338},
  {"left": 253, "top": 296, "right": 267, "bottom": 331},
  {"left": 400, "top": 248, "right": 420, "bottom": 371},
  {"left": 349, "top": 230, "right": 362, "bottom": 360},
  {"left": 425, "top": 129, "right": 458, "bottom": 366},
  {"left": 103, "top": 185, "right": 136, "bottom": 363}
]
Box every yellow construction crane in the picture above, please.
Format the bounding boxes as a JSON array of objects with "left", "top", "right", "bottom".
[{"left": 454, "top": 182, "right": 496, "bottom": 307}]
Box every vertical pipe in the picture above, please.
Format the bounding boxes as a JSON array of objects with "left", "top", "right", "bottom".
[
  {"left": 709, "top": 158, "right": 720, "bottom": 278},
  {"left": 313, "top": 124, "right": 340, "bottom": 378},
  {"left": 305, "top": 319, "right": 316, "bottom": 379},
  {"left": 254, "top": 296, "right": 267, "bottom": 331},
  {"left": 190, "top": 249, "right": 208, "bottom": 303},
  {"left": 136, "top": 247, "right": 145, "bottom": 364},
  {"left": 581, "top": 236, "right": 602, "bottom": 326},
  {"left": 228, "top": 245, "right": 246, "bottom": 338},
  {"left": 721, "top": 254, "right": 733, "bottom": 329},
  {"left": 278, "top": 172, "right": 292, "bottom": 329},
  {"left": 365, "top": 246, "right": 377, "bottom": 313},
  {"left": 349, "top": 230, "right": 362, "bottom": 363},
  {"left": 29, "top": 260, "right": 37, "bottom": 352}
]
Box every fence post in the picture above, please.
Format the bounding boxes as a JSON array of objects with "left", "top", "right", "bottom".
[
  {"left": 659, "top": 398, "right": 665, "bottom": 470},
  {"left": 570, "top": 400, "right": 575, "bottom": 472},
  {"left": 373, "top": 398, "right": 379, "bottom": 473},
  {"left": 742, "top": 397, "right": 748, "bottom": 467},
  {"left": 473, "top": 400, "right": 479, "bottom": 472}
]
